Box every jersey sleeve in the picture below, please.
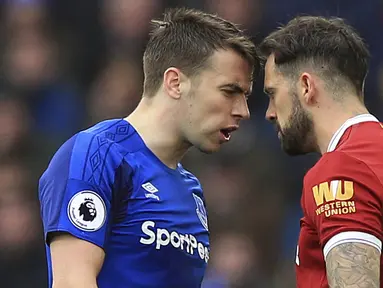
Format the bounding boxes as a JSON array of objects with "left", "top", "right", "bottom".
[
  {"left": 303, "top": 151, "right": 383, "bottom": 259},
  {"left": 38, "top": 132, "right": 124, "bottom": 249}
]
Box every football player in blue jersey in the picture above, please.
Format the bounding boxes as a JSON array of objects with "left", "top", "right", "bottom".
[{"left": 38, "top": 7, "right": 258, "bottom": 288}]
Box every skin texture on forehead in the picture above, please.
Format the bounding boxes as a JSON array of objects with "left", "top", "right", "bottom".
[{"left": 206, "top": 48, "right": 253, "bottom": 94}]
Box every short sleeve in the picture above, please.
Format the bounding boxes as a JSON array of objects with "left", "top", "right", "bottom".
[
  {"left": 303, "top": 152, "right": 383, "bottom": 258},
  {"left": 39, "top": 132, "right": 122, "bottom": 249}
]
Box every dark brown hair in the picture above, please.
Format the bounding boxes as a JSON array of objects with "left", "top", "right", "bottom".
[
  {"left": 259, "top": 16, "right": 370, "bottom": 98},
  {"left": 143, "top": 7, "right": 259, "bottom": 97}
]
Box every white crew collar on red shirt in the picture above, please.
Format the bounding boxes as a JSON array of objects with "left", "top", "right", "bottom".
[{"left": 326, "top": 114, "right": 379, "bottom": 153}]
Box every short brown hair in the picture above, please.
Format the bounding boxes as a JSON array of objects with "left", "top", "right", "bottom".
[
  {"left": 259, "top": 16, "right": 370, "bottom": 98},
  {"left": 143, "top": 7, "right": 259, "bottom": 97}
]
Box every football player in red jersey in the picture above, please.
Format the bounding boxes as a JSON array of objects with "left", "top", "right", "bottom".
[{"left": 259, "top": 16, "right": 382, "bottom": 287}]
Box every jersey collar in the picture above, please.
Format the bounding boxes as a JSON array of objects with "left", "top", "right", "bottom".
[{"left": 327, "top": 114, "right": 379, "bottom": 152}]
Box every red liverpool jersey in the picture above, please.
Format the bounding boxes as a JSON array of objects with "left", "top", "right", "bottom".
[{"left": 296, "top": 114, "right": 383, "bottom": 287}]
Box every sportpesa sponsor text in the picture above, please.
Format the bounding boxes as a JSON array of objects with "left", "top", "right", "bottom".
[{"left": 139, "top": 221, "right": 209, "bottom": 263}]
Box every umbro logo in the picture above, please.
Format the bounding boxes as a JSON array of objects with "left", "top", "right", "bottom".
[
  {"left": 142, "top": 182, "right": 158, "bottom": 193},
  {"left": 142, "top": 182, "right": 159, "bottom": 200}
]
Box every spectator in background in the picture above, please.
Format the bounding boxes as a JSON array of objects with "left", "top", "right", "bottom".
[
  {"left": 100, "top": 0, "right": 164, "bottom": 57},
  {"left": 379, "top": 64, "right": 383, "bottom": 105},
  {"left": 205, "top": 0, "right": 263, "bottom": 32},
  {"left": 0, "top": 158, "right": 47, "bottom": 287},
  {"left": 86, "top": 0, "right": 164, "bottom": 126},
  {"left": 202, "top": 232, "right": 262, "bottom": 288},
  {"left": 87, "top": 56, "right": 142, "bottom": 125},
  {"left": 0, "top": 96, "right": 30, "bottom": 159},
  {"left": 2, "top": 0, "right": 83, "bottom": 145}
]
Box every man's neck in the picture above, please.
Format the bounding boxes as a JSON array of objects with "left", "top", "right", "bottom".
[
  {"left": 314, "top": 102, "right": 369, "bottom": 154},
  {"left": 125, "top": 98, "right": 190, "bottom": 169}
]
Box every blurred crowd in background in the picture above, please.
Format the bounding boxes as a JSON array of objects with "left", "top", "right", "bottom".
[{"left": 0, "top": 0, "right": 382, "bottom": 287}]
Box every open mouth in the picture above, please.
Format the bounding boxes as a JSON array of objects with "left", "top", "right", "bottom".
[{"left": 220, "top": 127, "right": 238, "bottom": 140}]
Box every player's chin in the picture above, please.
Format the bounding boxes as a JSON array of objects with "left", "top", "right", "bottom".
[
  {"left": 202, "top": 147, "right": 220, "bottom": 154},
  {"left": 281, "top": 138, "right": 306, "bottom": 156},
  {"left": 196, "top": 140, "right": 223, "bottom": 154}
]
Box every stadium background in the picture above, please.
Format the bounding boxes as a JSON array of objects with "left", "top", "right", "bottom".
[{"left": 0, "top": 0, "right": 382, "bottom": 287}]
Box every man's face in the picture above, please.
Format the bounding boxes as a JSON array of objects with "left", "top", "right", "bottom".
[
  {"left": 179, "top": 49, "right": 253, "bottom": 153},
  {"left": 263, "top": 54, "right": 315, "bottom": 155}
]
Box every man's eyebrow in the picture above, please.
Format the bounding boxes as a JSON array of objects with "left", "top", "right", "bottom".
[{"left": 219, "top": 83, "right": 249, "bottom": 95}]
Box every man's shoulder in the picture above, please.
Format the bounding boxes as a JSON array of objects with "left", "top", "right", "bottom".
[
  {"left": 79, "top": 118, "right": 133, "bottom": 144},
  {"left": 43, "top": 119, "right": 136, "bottom": 178},
  {"left": 303, "top": 150, "right": 380, "bottom": 194},
  {"left": 337, "top": 121, "right": 383, "bottom": 152},
  {"left": 40, "top": 120, "right": 139, "bottom": 194},
  {"left": 65, "top": 118, "right": 145, "bottom": 157},
  {"left": 302, "top": 154, "right": 345, "bottom": 190},
  {"left": 305, "top": 121, "right": 383, "bottom": 186},
  {"left": 56, "top": 119, "right": 127, "bottom": 159}
]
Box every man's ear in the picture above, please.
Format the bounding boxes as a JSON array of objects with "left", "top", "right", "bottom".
[
  {"left": 299, "top": 72, "right": 318, "bottom": 106},
  {"left": 163, "top": 67, "right": 182, "bottom": 99}
]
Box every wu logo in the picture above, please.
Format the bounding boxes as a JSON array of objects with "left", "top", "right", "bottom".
[
  {"left": 193, "top": 194, "right": 208, "bottom": 231},
  {"left": 312, "top": 180, "right": 354, "bottom": 206}
]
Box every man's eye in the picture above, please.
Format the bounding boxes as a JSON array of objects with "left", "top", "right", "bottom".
[{"left": 223, "top": 90, "right": 235, "bottom": 96}]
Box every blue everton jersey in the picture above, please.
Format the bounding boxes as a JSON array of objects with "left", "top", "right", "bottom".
[{"left": 39, "top": 119, "right": 210, "bottom": 288}]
